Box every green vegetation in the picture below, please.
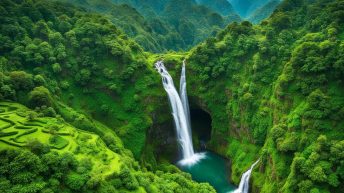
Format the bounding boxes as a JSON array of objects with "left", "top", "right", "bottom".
[
  {"left": 0, "top": 102, "right": 215, "bottom": 193},
  {"left": 0, "top": 0, "right": 158, "bottom": 159},
  {"left": 0, "top": 0, "right": 343, "bottom": 192},
  {"left": 185, "top": 0, "right": 344, "bottom": 192},
  {"left": 64, "top": 0, "right": 241, "bottom": 52},
  {"left": 0, "top": 0, "right": 215, "bottom": 192}
]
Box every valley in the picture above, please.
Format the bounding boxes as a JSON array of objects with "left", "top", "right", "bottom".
[{"left": 0, "top": 0, "right": 343, "bottom": 193}]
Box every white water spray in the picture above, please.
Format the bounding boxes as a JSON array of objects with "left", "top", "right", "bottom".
[
  {"left": 231, "top": 159, "right": 260, "bottom": 193},
  {"left": 155, "top": 60, "right": 205, "bottom": 165}
]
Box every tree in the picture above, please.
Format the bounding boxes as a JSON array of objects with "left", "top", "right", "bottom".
[
  {"left": 9, "top": 71, "right": 34, "bottom": 90},
  {"left": 0, "top": 85, "right": 15, "bottom": 100},
  {"left": 75, "top": 69, "right": 91, "bottom": 86},
  {"left": 34, "top": 75, "right": 46, "bottom": 86},
  {"left": 270, "top": 12, "right": 291, "bottom": 30},
  {"left": 28, "top": 86, "right": 53, "bottom": 107},
  {"left": 33, "top": 20, "right": 50, "bottom": 39},
  {"left": 52, "top": 63, "right": 61, "bottom": 73},
  {"left": 48, "top": 32, "right": 63, "bottom": 46}
]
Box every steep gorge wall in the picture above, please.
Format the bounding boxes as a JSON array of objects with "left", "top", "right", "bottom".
[{"left": 184, "top": 0, "right": 344, "bottom": 192}]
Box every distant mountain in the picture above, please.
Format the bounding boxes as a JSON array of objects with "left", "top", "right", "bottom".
[
  {"left": 63, "top": 0, "right": 241, "bottom": 52},
  {"left": 110, "top": 0, "right": 170, "bottom": 15},
  {"left": 248, "top": 0, "right": 282, "bottom": 24},
  {"left": 228, "top": 0, "right": 281, "bottom": 21},
  {"left": 228, "top": 0, "right": 256, "bottom": 18},
  {"left": 195, "top": 0, "right": 236, "bottom": 16}
]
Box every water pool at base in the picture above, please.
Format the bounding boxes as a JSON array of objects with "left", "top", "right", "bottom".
[{"left": 178, "top": 151, "right": 236, "bottom": 193}]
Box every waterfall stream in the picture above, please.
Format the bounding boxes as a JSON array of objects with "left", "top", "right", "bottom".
[
  {"left": 180, "top": 60, "right": 192, "bottom": 142},
  {"left": 155, "top": 61, "right": 204, "bottom": 165},
  {"left": 231, "top": 159, "right": 260, "bottom": 193}
]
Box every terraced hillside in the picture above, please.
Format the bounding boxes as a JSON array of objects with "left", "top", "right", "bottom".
[{"left": 0, "top": 102, "right": 121, "bottom": 176}]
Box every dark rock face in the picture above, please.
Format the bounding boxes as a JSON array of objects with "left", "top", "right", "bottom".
[
  {"left": 146, "top": 114, "right": 180, "bottom": 162},
  {"left": 145, "top": 98, "right": 214, "bottom": 162}
]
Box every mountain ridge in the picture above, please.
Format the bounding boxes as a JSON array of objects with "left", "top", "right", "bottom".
[{"left": 228, "top": 0, "right": 282, "bottom": 22}]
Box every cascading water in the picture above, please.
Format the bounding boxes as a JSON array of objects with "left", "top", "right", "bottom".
[
  {"left": 231, "top": 159, "right": 260, "bottom": 193},
  {"left": 179, "top": 60, "right": 192, "bottom": 143},
  {"left": 155, "top": 60, "right": 204, "bottom": 165}
]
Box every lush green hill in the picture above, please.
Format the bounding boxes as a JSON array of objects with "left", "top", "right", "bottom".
[{"left": 186, "top": 0, "right": 344, "bottom": 192}]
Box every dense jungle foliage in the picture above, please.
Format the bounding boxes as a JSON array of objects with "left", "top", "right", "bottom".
[
  {"left": 186, "top": 0, "right": 344, "bottom": 192},
  {"left": 0, "top": 0, "right": 343, "bottom": 193}
]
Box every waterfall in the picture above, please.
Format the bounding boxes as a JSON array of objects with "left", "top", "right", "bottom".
[
  {"left": 179, "top": 60, "right": 192, "bottom": 144},
  {"left": 155, "top": 60, "right": 205, "bottom": 165},
  {"left": 232, "top": 159, "right": 260, "bottom": 193}
]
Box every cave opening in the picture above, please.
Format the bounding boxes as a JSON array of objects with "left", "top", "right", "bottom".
[
  {"left": 147, "top": 106, "right": 213, "bottom": 162},
  {"left": 190, "top": 108, "right": 212, "bottom": 149}
]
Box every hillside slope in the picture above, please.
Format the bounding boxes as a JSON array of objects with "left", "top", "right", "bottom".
[
  {"left": 0, "top": 0, "right": 156, "bottom": 159},
  {"left": 186, "top": 0, "right": 344, "bottom": 192},
  {"left": 0, "top": 102, "right": 215, "bottom": 192},
  {"left": 0, "top": 102, "right": 122, "bottom": 176}
]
